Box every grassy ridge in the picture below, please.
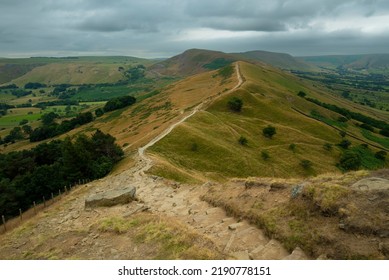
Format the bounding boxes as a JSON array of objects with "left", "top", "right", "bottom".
[{"left": 149, "top": 62, "right": 349, "bottom": 181}]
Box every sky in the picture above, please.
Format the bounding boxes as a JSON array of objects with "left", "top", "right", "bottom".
[{"left": 1, "top": 0, "right": 389, "bottom": 58}]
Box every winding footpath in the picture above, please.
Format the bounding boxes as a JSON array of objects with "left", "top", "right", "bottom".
[{"left": 110, "top": 62, "right": 301, "bottom": 259}]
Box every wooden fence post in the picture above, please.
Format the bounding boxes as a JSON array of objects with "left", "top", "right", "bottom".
[
  {"left": 65, "top": 186, "right": 68, "bottom": 194},
  {"left": 59, "top": 189, "right": 61, "bottom": 197},
  {"left": 43, "top": 196, "right": 46, "bottom": 208},
  {"left": 51, "top": 192, "right": 54, "bottom": 202},
  {"left": 19, "top": 209, "right": 22, "bottom": 222},
  {"left": 1, "top": 215, "right": 6, "bottom": 232},
  {"left": 33, "top": 201, "right": 36, "bottom": 214}
]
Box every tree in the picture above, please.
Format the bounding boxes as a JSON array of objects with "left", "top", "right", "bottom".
[
  {"left": 227, "top": 97, "right": 243, "bottom": 112},
  {"left": 104, "top": 96, "right": 136, "bottom": 112},
  {"left": 297, "top": 91, "right": 306, "bottom": 98},
  {"left": 41, "top": 112, "right": 58, "bottom": 126},
  {"left": 263, "top": 125, "right": 276, "bottom": 138},
  {"left": 238, "top": 136, "right": 248, "bottom": 146},
  {"left": 375, "top": 150, "right": 387, "bottom": 161},
  {"left": 338, "top": 139, "right": 351, "bottom": 149},
  {"left": 339, "top": 131, "right": 347, "bottom": 138},
  {"left": 300, "top": 159, "right": 312, "bottom": 169},
  {"left": 338, "top": 151, "right": 361, "bottom": 171},
  {"left": 95, "top": 108, "right": 104, "bottom": 117}
]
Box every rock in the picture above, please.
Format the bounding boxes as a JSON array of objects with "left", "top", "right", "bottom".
[
  {"left": 231, "top": 250, "right": 250, "bottom": 260},
  {"left": 250, "top": 239, "right": 289, "bottom": 259},
  {"left": 245, "top": 180, "right": 268, "bottom": 189},
  {"left": 85, "top": 187, "right": 136, "bottom": 208},
  {"left": 122, "top": 205, "right": 149, "bottom": 218},
  {"left": 316, "top": 254, "right": 328, "bottom": 260},
  {"left": 379, "top": 242, "right": 389, "bottom": 256},
  {"left": 283, "top": 247, "right": 308, "bottom": 260},
  {"left": 351, "top": 177, "right": 389, "bottom": 191},
  {"left": 270, "top": 182, "right": 288, "bottom": 192},
  {"left": 228, "top": 223, "right": 242, "bottom": 230}
]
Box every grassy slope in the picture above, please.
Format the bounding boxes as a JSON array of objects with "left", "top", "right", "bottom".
[
  {"left": 0, "top": 56, "right": 155, "bottom": 86},
  {"left": 0, "top": 66, "right": 235, "bottom": 163},
  {"left": 148, "top": 61, "right": 388, "bottom": 182}
]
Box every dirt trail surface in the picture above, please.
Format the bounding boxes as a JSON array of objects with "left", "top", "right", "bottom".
[
  {"left": 110, "top": 62, "right": 296, "bottom": 259},
  {"left": 0, "top": 63, "right": 302, "bottom": 260}
]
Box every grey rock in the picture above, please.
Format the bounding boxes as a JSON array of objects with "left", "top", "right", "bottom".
[
  {"left": 270, "top": 182, "right": 288, "bottom": 192},
  {"left": 228, "top": 223, "right": 242, "bottom": 230},
  {"left": 283, "top": 247, "right": 308, "bottom": 260},
  {"left": 231, "top": 250, "right": 250, "bottom": 260},
  {"left": 245, "top": 180, "right": 268, "bottom": 189},
  {"left": 85, "top": 187, "right": 136, "bottom": 208},
  {"left": 351, "top": 177, "right": 389, "bottom": 191}
]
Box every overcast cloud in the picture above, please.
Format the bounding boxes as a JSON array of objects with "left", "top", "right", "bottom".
[{"left": 0, "top": 0, "right": 389, "bottom": 58}]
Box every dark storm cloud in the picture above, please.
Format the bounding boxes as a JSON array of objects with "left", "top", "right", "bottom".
[{"left": 0, "top": 0, "right": 388, "bottom": 57}]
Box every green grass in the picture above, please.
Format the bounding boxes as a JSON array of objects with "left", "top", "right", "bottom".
[
  {"left": 0, "top": 108, "right": 41, "bottom": 128},
  {"left": 149, "top": 79, "right": 342, "bottom": 181},
  {"left": 70, "top": 84, "right": 139, "bottom": 102},
  {"left": 361, "top": 129, "right": 389, "bottom": 149},
  {"left": 349, "top": 145, "right": 386, "bottom": 170}
]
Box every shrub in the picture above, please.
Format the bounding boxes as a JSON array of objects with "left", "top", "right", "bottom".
[
  {"left": 338, "top": 151, "right": 361, "bottom": 171},
  {"left": 300, "top": 159, "right": 312, "bottom": 169},
  {"left": 288, "top": 143, "right": 296, "bottom": 152},
  {"left": 238, "top": 136, "right": 248, "bottom": 146},
  {"left": 190, "top": 142, "right": 198, "bottom": 152},
  {"left": 323, "top": 143, "right": 333, "bottom": 151},
  {"left": 339, "top": 131, "right": 347, "bottom": 138},
  {"left": 375, "top": 150, "right": 387, "bottom": 161},
  {"left": 297, "top": 91, "right": 306, "bottom": 98},
  {"left": 263, "top": 125, "right": 276, "bottom": 138},
  {"left": 261, "top": 150, "right": 270, "bottom": 160},
  {"left": 227, "top": 97, "right": 243, "bottom": 112},
  {"left": 338, "top": 139, "right": 351, "bottom": 149}
]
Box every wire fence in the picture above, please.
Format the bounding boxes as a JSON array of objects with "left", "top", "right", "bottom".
[{"left": 0, "top": 179, "right": 91, "bottom": 235}]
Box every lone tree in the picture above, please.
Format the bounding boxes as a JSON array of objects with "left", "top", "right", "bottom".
[
  {"left": 338, "top": 151, "right": 361, "bottom": 171},
  {"left": 297, "top": 91, "right": 306, "bottom": 98},
  {"left": 300, "top": 159, "right": 312, "bottom": 170},
  {"left": 227, "top": 97, "right": 243, "bottom": 112},
  {"left": 263, "top": 125, "right": 276, "bottom": 138},
  {"left": 238, "top": 136, "right": 248, "bottom": 146},
  {"left": 338, "top": 139, "right": 351, "bottom": 149}
]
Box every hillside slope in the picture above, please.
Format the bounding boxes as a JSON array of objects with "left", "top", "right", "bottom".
[
  {"left": 235, "top": 50, "right": 317, "bottom": 71},
  {"left": 300, "top": 54, "right": 389, "bottom": 72},
  {"left": 0, "top": 56, "right": 154, "bottom": 86},
  {"left": 149, "top": 49, "right": 319, "bottom": 78},
  {"left": 148, "top": 61, "right": 388, "bottom": 182}
]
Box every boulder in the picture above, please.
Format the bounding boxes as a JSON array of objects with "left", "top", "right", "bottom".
[
  {"left": 85, "top": 187, "right": 136, "bottom": 208},
  {"left": 351, "top": 177, "right": 389, "bottom": 191}
]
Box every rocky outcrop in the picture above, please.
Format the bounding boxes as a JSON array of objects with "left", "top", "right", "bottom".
[{"left": 85, "top": 187, "right": 136, "bottom": 208}]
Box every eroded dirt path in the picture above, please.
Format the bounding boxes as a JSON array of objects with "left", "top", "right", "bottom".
[{"left": 105, "top": 62, "right": 296, "bottom": 259}]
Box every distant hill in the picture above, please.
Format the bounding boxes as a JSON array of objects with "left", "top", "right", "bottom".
[
  {"left": 0, "top": 56, "right": 156, "bottom": 86},
  {"left": 149, "top": 48, "right": 318, "bottom": 77},
  {"left": 148, "top": 49, "right": 238, "bottom": 77},
  {"left": 300, "top": 54, "right": 389, "bottom": 72},
  {"left": 234, "top": 50, "right": 317, "bottom": 71}
]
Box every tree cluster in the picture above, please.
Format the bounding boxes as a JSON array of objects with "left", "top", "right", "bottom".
[
  {"left": 103, "top": 95, "right": 136, "bottom": 112},
  {"left": 0, "top": 130, "right": 123, "bottom": 219},
  {"left": 30, "top": 111, "right": 93, "bottom": 142}
]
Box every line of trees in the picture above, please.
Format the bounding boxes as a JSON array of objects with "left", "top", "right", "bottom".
[
  {"left": 0, "top": 130, "right": 124, "bottom": 219},
  {"left": 305, "top": 96, "right": 389, "bottom": 135}
]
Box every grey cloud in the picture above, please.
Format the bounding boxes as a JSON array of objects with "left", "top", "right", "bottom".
[{"left": 0, "top": 0, "right": 388, "bottom": 58}]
